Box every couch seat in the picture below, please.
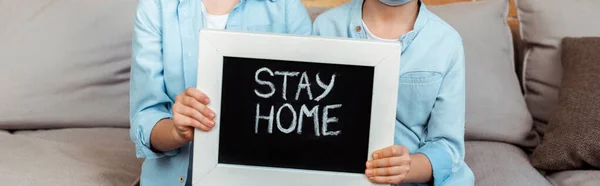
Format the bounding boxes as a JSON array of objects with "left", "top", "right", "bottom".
[
  {"left": 0, "top": 128, "right": 141, "bottom": 186},
  {"left": 547, "top": 170, "right": 600, "bottom": 186},
  {"left": 465, "top": 141, "right": 552, "bottom": 186}
]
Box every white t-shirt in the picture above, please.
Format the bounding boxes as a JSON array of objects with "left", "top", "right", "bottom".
[
  {"left": 202, "top": 4, "right": 230, "bottom": 29},
  {"left": 362, "top": 20, "right": 398, "bottom": 42}
]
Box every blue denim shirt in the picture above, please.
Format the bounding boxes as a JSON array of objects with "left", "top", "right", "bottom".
[
  {"left": 129, "top": 0, "right": 311, "bottom": 185},
  {"left": 313, "top": 1, "right": 474, "bottom": 185}
]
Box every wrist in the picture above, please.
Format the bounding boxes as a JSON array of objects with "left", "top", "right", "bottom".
[
  {"left": 405, "top": 153, "right": 433, "bottom": 183},
  {"left": 150, "top": 118, "right": 189, "bottom": 152},
  {"left": 168, "top": 121, "right": 189, "bottom": 146}
]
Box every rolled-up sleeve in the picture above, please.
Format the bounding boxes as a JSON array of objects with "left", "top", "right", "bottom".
[
  {"left": 129, "top": 0, "right": 179, "bottom": 159},
  {"left": 414, "top": 41, "right": 466, "bottom": 185}
]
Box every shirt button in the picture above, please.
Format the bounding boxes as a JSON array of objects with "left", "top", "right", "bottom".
[
  {"left": 180, "top": 176, "right": 185, "bottom": 183},
  {"left": 187, "top": 52, "right": 192, "bottom": 57},
  {"left": 355, "top": 26, "right": 362, "bottom": 32}
]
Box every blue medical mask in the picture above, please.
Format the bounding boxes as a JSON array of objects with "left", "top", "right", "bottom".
[{"left": 378, "top": 0, "right": 413, "bottom": 6}]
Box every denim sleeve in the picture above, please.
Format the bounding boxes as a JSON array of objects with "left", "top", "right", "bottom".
[
  {"left": 285, "top": 0, "right": 312, "bottom": 35},
  {"left": 414, "top": 41, "right": 466, "bottom": 186},
  {"left": 130, "top": 0, "right": 179, "bottom": 159}
]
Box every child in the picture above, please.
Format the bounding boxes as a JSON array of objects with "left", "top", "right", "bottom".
[
  {"left": 313, "top": 0, "right": 474, "bottom": 185},
  {"left": 129, "top": 0, "right": 312, "bottom": 185}
]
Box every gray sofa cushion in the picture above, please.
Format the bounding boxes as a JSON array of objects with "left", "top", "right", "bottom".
[
  {"left": 516, "top": 0, "right": 600, "bottom": 137},
  {"left": 465, "top": 141, "right": 551, "bottom": 186},
  {"left": 307, "top": 7, "right": 329, "bottom": 22},
  {"left": 0, "top": 128, "right": 142, "bottom": 186},
  {"left": 0, "top": 0, "right": 137, "bottom": 129},
  {"left": 548, "top": 171, "right": 600, "bottom": 186},
  {"left": 428, "top": 0, "right": 537, "bottom": 147}
]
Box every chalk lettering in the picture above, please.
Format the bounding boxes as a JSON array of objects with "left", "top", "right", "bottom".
[
  {"left": 276, "top": 103, "right": 297, "bottom": 134},
  {"left": 254, "top": 67, "right": 275, "bottom": 98},
  {"left": 297, "top": 105, "right": 320, "bottom": 136},
  {"left": 253, "top": 68, "right": 343, "bottom": 137},
  {"left": 315, "top": 73, "right": 336, "bottom": 101},
  {"left": 274, "top": 71, "right": 300, "bottom": 100},
  {"left": 295, "top": 72, "right": 314, "bottom": 101},
  {"left": 322, "top": 104, "right": 342, "bottom": 136},
  {"left": 255, "top": 104, "right": 274, "bottom": 134}
]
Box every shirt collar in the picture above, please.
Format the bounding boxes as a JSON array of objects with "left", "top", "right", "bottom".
[{"left": 349, "top": 0, "right": 430, "bottom": 53}]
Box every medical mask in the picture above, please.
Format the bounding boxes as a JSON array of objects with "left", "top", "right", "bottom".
[{"left": 378, "top": 0, "right": 413, "bottom": 6}]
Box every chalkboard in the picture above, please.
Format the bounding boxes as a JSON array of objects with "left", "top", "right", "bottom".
[
  {"left": 218, "top": 56, "right": 375, "bottom": 174},
  {"left": 193, "top": 30, "right": 400, "bottom": 186}
]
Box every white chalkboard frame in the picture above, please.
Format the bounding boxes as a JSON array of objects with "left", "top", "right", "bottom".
[{"left": 193, "top": 29, "right": 401, "bottom": 186}]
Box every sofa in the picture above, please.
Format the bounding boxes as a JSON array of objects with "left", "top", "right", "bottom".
[{"left": 0, "top": 0, "right": 598, "bottom": 185}]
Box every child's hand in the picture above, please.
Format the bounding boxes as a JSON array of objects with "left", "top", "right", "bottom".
[
  {"left": 365, "top": 145, "right": 412, "bottom": 184},
  {"left": 171, "top": 88, "right": 216, "bottom": 142}
]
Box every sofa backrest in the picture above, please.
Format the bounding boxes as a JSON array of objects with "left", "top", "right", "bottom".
[
  {"left": 3, "top": 0, "right": 572, "bottom": 150},
  {"left": 515, "top": 0, "right": 600, "bottom": 138},
  {"left": 0, "top": 0, "right": 138, "bottom": 130}
]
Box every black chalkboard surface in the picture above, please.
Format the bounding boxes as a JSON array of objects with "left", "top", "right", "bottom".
[{"left": 218, "top": 56, "right": 375, "bottom": 174}]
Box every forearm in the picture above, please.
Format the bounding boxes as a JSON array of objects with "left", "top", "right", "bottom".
[
  {"left": 405, "top": 153, "right": 433, "bottom": 183},
  {"left": 150, "top": 119, "right": 187, "bottom": 152}
]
